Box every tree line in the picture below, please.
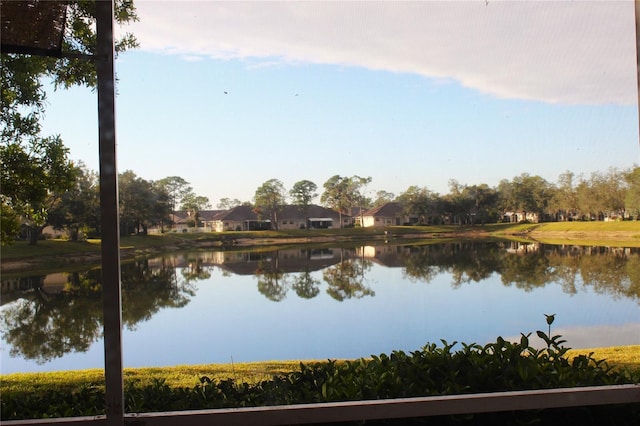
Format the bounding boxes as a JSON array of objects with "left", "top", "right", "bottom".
[
  {"left": 1, "top": 161, "right": 638, "bottom": 245},
  {"left": 207, "top": 169, "right": 640, "bottom": 229}
]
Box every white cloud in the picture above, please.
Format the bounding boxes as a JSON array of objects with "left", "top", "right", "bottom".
[{"left": 124, "top": 0, "right": 637, "bottom": 105}]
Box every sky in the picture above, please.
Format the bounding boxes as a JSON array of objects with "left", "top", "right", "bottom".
[{"left": 40, "top": 0, "right": 640, "bottom": 207}]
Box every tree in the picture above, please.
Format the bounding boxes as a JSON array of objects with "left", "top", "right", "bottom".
[
  {"left": 0, "top": 135, "right": 78, "bottom": 244},
  {"left": 157, "top": 176, "right": 192, "bottom": 213},
  {"left": 119, "top": 171, "right": 171, "bottom": 235},
  {"left": 180, "top": 193, "right": 211, "bottom": 228},
  {"left": 550, "top": 171, "right": 578, "bottom": 221},
  {"left": 445, "top": 181, "right": 498, "bottom": 225},
  {"left": 217, "top": 197, "right": 242, "bottom": 210},
  {"left": 598, "top": 168, "right": 627, "bottom": 219},
  {"left": 320, "top": 175, "right": 371, "bottom": 227},
  {"left": 575, "top": 169, "right": 626, "bottom": 221},
  {"left": 48, "top": 163, "right": 100, "bottom": 240},
  {"left": 445, "top": 180, "right": 475, "bottom": 225},
  {"left": 349, "top": 175, "right": 372, "bottom": 224},
  {"left": 254, "top": 178, "right": 287, "bottom": 230},
  {"left": 397, "top": 185, "right": 434, "bottom": 224},
  {"left": 575, "top": 177, "right": 597, "bottom": 220},
  {"left": 290, "top": 180, "right": 318, "bottom": 207},
  {"left": 0, "top": 201, "right": 21, "bottom": 243},
  {"left": 1, "top": 1, "right": 138, "bottom": 244},
  {"left": 373, "top": 190, "right": 395, "bottom": 207},
  {"left": 624, "top": 167, "right": 640, "bottom": 220},
  {"left": 290, "top": 179, "right": 318, "bottom": 228},
  {"left": 498, "top": 174, "right": 551, "bottom": 222},
  {"left": 320, "top": 175, "right": 350, "bottom": 227}
]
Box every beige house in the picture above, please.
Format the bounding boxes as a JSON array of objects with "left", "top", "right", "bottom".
[
  {"left": 275, "top": 205, "right": 349, "bottom": 230},
  {"left": 502, "top": 211, "right": 540, "bottom": 223},
  {"left": 159, "top": 205, "right": 350, "bottom": 233},
  {"left": 211, "top": 204, "right": 349, "bottom": 231},
  {"left": 211, "top": 205, "right": 271, "bottom": 232},
  {"left": 360, "top": 202, "right": 407, "bottom": 227}
]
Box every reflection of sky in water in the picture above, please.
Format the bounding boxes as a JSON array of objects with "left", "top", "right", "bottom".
[{"left": 2, "top": 260, "right": 639, "bottom": 374}]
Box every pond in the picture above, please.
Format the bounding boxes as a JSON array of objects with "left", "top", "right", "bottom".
[{"left": 1, "top": 240, "right": 639, "bottom": 374}]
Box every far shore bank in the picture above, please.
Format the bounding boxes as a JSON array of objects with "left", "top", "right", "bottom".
[{"left": 2, "top": 222, "right": 639, "bottom": 275}]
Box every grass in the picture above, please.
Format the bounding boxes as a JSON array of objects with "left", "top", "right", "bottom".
[
  {"left": 2, "top": 346, "right": 638, "bottom": 395},
  {"left": 566, "top": 345, "right": 640, "bottom": 372},
  {"left": 0, "top": 238, "right": 102, "bottom": 259},
  {"left": 0, "top": 360, "right": 308, "bottom": 393},
  {"left": 529, "top": 221, "right": 640, "bottom": 232},
  {"left": 488, "top": 221, "right": 640, "bottom": 247}
]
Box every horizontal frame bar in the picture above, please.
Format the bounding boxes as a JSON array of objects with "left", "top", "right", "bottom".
[{"left": 4, "top": 384, "right": 639, "bottom": 426}]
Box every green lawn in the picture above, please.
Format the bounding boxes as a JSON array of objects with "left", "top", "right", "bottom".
[{"left": 531, "top": 221, "right": 640, "bottom": 232}]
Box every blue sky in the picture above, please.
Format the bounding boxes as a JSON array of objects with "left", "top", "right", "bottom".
[{"left": 40, "top": 0, "right": 640, "bottom": 206}]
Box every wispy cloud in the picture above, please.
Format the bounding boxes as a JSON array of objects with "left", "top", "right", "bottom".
[{"left": 125, "top": 1, "right": 637, "bottom": 105}]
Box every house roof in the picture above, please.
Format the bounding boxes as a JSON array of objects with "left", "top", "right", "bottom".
[
  {"left": 363, "top": 202, "right": 404, "bottom": 217},
  {"left": 172, "top": 204, "right": 349, "bottom": 223},
  {"left": 198, "top": 210, "right": 226, "bottom": 221},
  {"left": 169, "top": 212, "right": 189, "bottom": 224},
  {"left": 214, "top": 205, "right": 260, "bottom": 221}
]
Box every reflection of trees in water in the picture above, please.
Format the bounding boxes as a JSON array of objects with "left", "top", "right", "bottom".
[
  {"left": 546, "top": 247, "right": 640, "bottom": 303},
  {"left": 1, "top": 275, "right": 103, "bottom": 364},
  {"left": 254, "top": 249, "right": 375, "bottom": 302},
  {"left": 291, "top": 272, "right": 321, "bottom": 299},
  {"left": 257, "top": 268, "right": 322, "bottom": 302},
  {"left": 396, "top": 242, "right": 639, "bottom": 303},
  {"left": 255, "top": 255, "right": 322, "bottom": 301},
  {"left": 181, "top": 253, "right": 212, "bottom": 283},
  {"left": 323, "top": 257, "right": 374, "bottom": 301},
  {"left": 400, "top": 242, "right": 501, "bottom": 287},
  {"left": 498, "top": 249, "right": 554, "bottom": 291},
  {"left": 256, "top": 254, "right": 289, "bottom": 302},
  {"left": 1, "top": 258, "right": 197, "bottom": 363},
  {"left": 121, "top": 259, "right": 196, "bottom": 328}
]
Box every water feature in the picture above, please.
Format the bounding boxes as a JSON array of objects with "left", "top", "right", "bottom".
[{"left": 1, "top": 241, "right": 638, "bottom": 374}]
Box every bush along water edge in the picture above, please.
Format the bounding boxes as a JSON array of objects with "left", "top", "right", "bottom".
[{"left": 2, "top": 316, "right": 639, "bottom": 424}]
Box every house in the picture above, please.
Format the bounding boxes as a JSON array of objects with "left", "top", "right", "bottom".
[
  {"left": 198, "top": 210, "right": 226, "bottom": 231},
  {"left": 212, "top": 204, "right": 350, "bottom": 231},
  {"left": 164, "top": 204, "right": 349, "bottom": 232},
  {"left": 211, "top": 205, "right": 271, "bottom": 232},
  {"left": 502, "top": 211, "right": 540, "bottom": 223},
  {"left": 163, "top": 210, "right": 225, "bottom": 232},
  {"left": 360, "top": 202, "right": 407, "bottom": 227},
  {"left": 275, "top": 204, "right": 349, "bottom": 229}
]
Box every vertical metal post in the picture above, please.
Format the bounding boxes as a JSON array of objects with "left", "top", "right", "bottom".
[
  {"left": 636, "top": 0, "right": 640, "bottom": 159},
  {"left": 96, "top": 1, "right": 124, "bottom": 425}
]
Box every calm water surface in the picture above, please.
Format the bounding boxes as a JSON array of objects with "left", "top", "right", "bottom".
[{"left": 1, "top": 241, "right": 638, "bottom": 374}]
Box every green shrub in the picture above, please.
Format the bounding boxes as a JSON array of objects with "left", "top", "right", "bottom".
[{"left": 2, "top": 327, "right": 639, "bottom": 423}]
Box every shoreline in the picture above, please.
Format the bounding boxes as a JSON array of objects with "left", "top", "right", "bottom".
[{"left": 2, "top": 225, "right": 640, "bottom": 275}]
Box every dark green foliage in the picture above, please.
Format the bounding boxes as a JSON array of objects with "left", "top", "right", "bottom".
[{"left": 2, "top": 332, "right": 638, "bottom": 423}]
